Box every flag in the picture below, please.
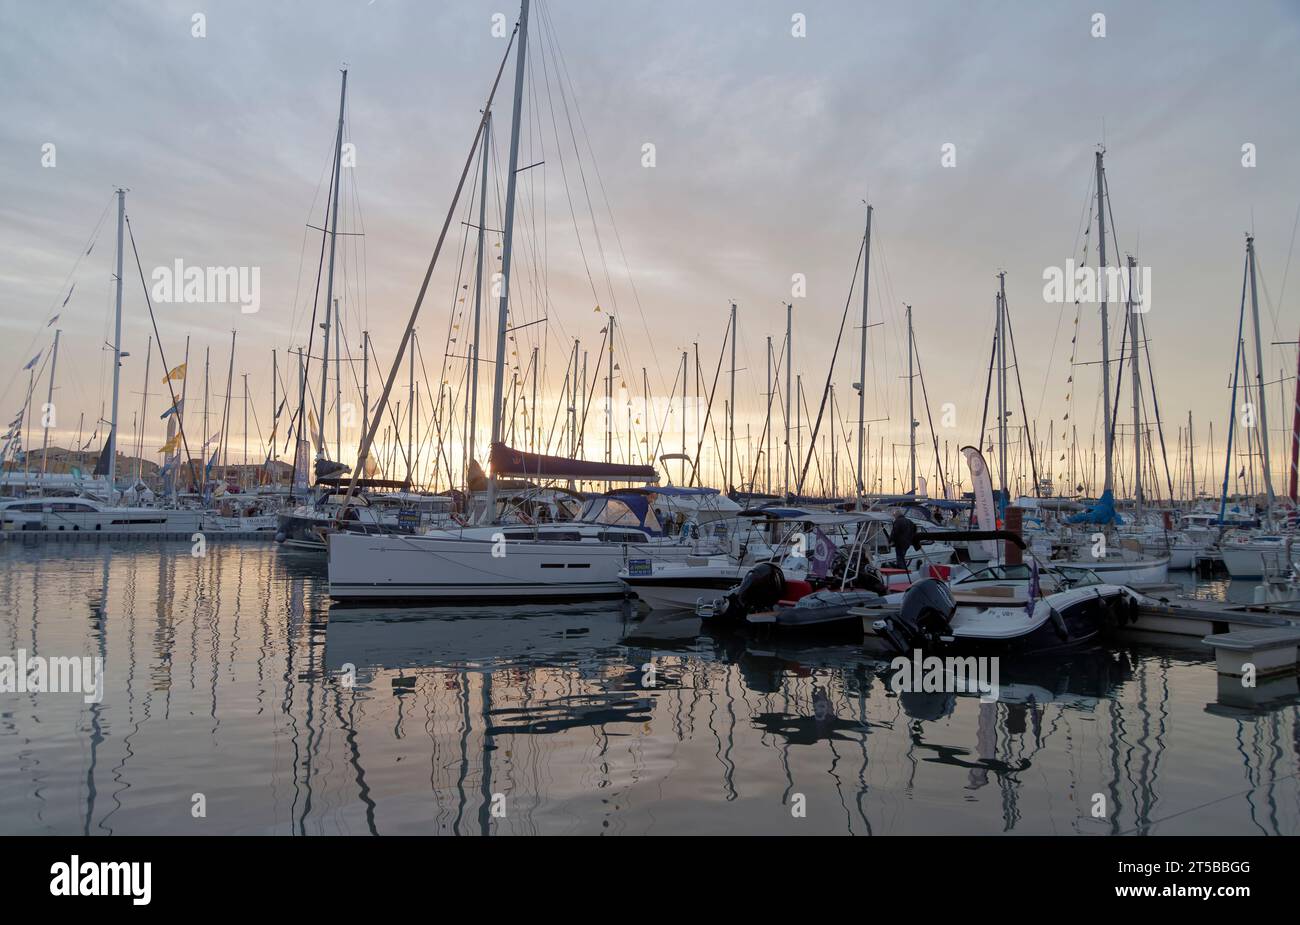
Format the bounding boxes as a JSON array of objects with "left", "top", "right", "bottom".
[
  {"left": 158, "top": 434, "right": 181, "bottom": 455},
  {"left": 23, "top": 352, "right": 41, "bottom": 371},
  {"left": 47, "top": 314, "right": 59, "bottom": 327},
  {"left": 808, "top": 527, "right": 834, "bottom": 578},
  {"left": 1025, "top": 560, "right": 1040, "bottom": 615},
  {"left": 160, "top": 399, "right": 183, "bottom": 419},
  {"left": 61, "top": 284, "right": 74, "bottom": 307},
  {"left": 962, "top": 445, "right": 1000, "bottom": 562},
  {"left": 161, "top": 363, "right": 186, "bottom": 384}
]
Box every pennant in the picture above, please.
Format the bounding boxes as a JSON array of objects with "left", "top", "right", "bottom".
[
  {"left": 158, "top": 434, "right": 181, "bottom": 455},
  {"left": 61, "top": 284, "right": 75, "bottom": 307},
  {"left": 160, "top": 399, "right": 183, "bottom": 419},
  {"left": 23, "top": 352, "right": 41, "bottom": 371},
  {"left": 161, "top": 363, "right": 187, "bottom": 384},
  {"left": 47, "top": 314, "right": 59, "bottom": 327}
]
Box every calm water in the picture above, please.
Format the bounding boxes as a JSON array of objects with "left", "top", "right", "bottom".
[{"left": 2, "top": 540, "right": 1299, "bottom": 836}]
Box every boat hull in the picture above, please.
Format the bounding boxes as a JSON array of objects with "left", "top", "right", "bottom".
[{"left": 328, "top": 532, "right": 635, "bottom": 603}]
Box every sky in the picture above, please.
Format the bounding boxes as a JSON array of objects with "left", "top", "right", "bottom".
[{"left": 1, "top": 0, "right": 1298, "bottom": 498}]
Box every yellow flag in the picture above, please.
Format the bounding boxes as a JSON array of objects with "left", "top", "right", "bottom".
[
  {"left": 158, "top": 434, "right": 180, "bottom": 455},
  {"left": 161, "top": 363, "right": 187, "bottom": 384}
]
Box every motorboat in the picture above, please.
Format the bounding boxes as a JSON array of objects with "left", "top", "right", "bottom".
[
  {"left": 1220, "top": 532, "right": 1291, "bottom": 578},
  {"left": 0, "top": 495, "right": 202, "bottom": 533}
]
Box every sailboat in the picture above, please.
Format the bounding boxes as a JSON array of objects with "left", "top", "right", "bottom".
[{"left": 327, "top": 1, "right": 739, "bottom": 603}]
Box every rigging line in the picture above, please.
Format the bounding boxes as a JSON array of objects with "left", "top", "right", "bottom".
[
  {"left": 911, "top": 325, "right": 948, "bottom": 494},
  {"left": 689, "top": 320, "right": 730, "bottom": 487},
  {"left": 537, "top": 2, "right": 668, "bottom": 395},
  {"left": 1138, "top": 309, "right": 1176, "bottom": 501},
  {"left": 338, "top": 25, "right": 519, "bottom": 515},
  {"left": 796, "top": 233, "right": 866, "bottom": 496},
  {"left": 745, "top": 334, "right": 787, "bottom": 494},
  {"left": 0, "top": 193, "right": 114, "bottom": 411},
  {"left": 1002, "top": 291, "right": 1042, "bottom": 497},
  {"left": 124, "top": 215, "right": 199, "bottom": 491}
]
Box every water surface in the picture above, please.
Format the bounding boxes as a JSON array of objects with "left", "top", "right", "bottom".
[{"left": 2, "top": 540, "right": 1298, "bottom": 835}]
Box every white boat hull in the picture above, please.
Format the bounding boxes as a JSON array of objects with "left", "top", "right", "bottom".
[{"left": 329, "top": 532, "right": 635, "bottom": 602}]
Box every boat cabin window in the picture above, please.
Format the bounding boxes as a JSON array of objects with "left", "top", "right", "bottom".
[{"left": 963, "top": 563, "right": 1033, "bottom": 582}]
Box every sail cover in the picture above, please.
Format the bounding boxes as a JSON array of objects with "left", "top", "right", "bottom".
[{"left": 489, "top": 442, "right": 658, "bottom": 483}]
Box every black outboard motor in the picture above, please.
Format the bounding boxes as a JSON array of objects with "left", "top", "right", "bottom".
[
  {"left": 714, "top": 562, "right": 786, "bottom": 623},
  {"left": 873, "top": 578, "right": 957, "bottom": 654}
]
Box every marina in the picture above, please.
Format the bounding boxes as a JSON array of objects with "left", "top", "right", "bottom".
[{"left": 2, "top": 0, "right": 1299, "bottom": 876}]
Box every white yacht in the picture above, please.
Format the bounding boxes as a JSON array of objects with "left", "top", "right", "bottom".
[{"left": 0, "top": 496, "right": 201, "bottom": 533}]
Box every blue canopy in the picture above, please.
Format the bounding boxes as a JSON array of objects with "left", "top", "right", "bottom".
[{"left": 1067, "top": 489, "right": 1123, "bottom": 526}]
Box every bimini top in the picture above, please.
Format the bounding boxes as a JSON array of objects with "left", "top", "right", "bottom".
[{"left": 739, "top": 507, "right": 891, "bottom": 525}]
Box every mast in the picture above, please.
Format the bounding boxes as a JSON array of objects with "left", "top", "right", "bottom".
[
  {"left": 728, "top": 301, "right": 736, "bottom": 492},
  {"left": 1290, "top": 332, "right": 1300, "bottom": 505},
  {"left": 334, "top": 299, "right": 342, "bottom": 461},
  {"left": 1188, "top": 410, "right": 1196, "bottom": 503},
  {"left": 318, "top": 68, "right": 348, "bottom": 460},
  {"left": 764, "top": 336, "right": 772, "bottom": 493},
  {"left": 906, "top": 303, "right": 916, "bottom": 493},
  {"left": 361, "top": 332, "right": 370, "bottom": 469},
  {"left": 605, "top": 314, "right": 615, "bottom": 465},
  {"left": 270, "top": 349, "right": 277, "bottom": 467},
  {"left": 220, "top": 330, "right": 236, "bottom": 481},
  {"left": 242, "top": 374, "right": 249, "bottom": 484},
  {"left": 996, "top": 273, "right": 1007, "bottom": 502},
  {"left": 107, "top": 187, "right": 126, "bottom": 501},
  {"left": 784, "top": 302, "right": 792, "bottom": 500},
  {"left": 483, "top": 0, "right": 529, "bottom": 522},
  {"left": 855, "top": 204, "right": 872, "bottom": 505},
  {"left": 135, "top": 335, "right": 152, "bottom": 482},
  {"left": 39, "top": 328, "right": 61, "bottom": 485},
  {"left": 407, "top": 328, "right": 415, "bottom": 482},
  {"left": 681, "top": 349, "right": 688, "bottom": 484},
  {"left": 468, "top": 111, "right": 490, "bottom": 475},
  {"left": 1246, "top": 234, "right": 1275, "bottom": 508},
  {"left": 1127, "top": 254, "right": 1142, "bottom": 514},
  {"left": 1096, "top": 148, "right": 1114, "bottom": 496}
]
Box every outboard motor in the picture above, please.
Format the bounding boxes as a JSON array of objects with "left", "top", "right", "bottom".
[
  {"left": 873, "top": 578, "right": 956, "bottom": 654},
  {"left": 712, "top": 562, "right": 786, "bottom": 623}
]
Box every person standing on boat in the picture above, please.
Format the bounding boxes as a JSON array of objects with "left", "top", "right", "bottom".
[{"left": 888, "top": 509, "right": 919, "bottom": 569}]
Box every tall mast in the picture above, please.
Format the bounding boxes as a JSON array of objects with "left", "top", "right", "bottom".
[
  {"left": 1290, "top": 331, "right": 1300, "bottom": 505},
  {"left": 334, "top": 299, "right": 342, "bottom": 461},
  {"left": 484, "top": 0, "right": 530, "bottom": 522},
  {"left": 605, "top": 314, "right": 615, "bottom": 464},
  {"left": 1188, "top": 410, "right": 1196, "bottom": 503},
  {"left": 468, "top": 111, "right": 490, "bottom": 474},
  {"left": 784, "top": 302, "right": 793, "bottom": 500},
  {"left": 40, "top": 328, "right": 61, "bottom": 485},
  {"left": 107, "top": 187, "right": 126, "bottom": 501},
  {"left": 764, "top": 336, "right": 772, "bottom": 493},
  {"left": 361, "top": 332, "right": 370, "bottom": 468},
  {"left": 270, "top": 349, "right": 278, "bottom": 466},
  {"left": 1096, "top": 149, "right": 1114, "bottom": 496},
  {"left": 318, "top": 68, "right": 348, "bottom": 460},
  {"left": 1246, "top": 234, "right": 1275, "bottom": 508},
  {"left": 136, "top": 335, "right": 152, "bottom": 482},
  {"left": 681, "top": 349, "right": 688, "bottom": 484},
  {"left": 407, "top": 328, "right": 415, "bottom": 482},
  {"left": 1127, "top": 254, "right": 1142, "bottom": 514},
  {"left": 856, "top": 204, "right": 872, "bottom": 505},
  {"left": 220, "top": 330, "right": 236, "bottom": 480},
  {"left": 907, "top": 303, "right": 916, "bottom": 493},
  {"left": 996, "top": 273, "right": 1007, "bottom": 501},
  {"left": 242, "top": 373, "right": 249, "bottom": 479},
  {"left": 728, "top": 301, "right": 736, "bottom": 492}
]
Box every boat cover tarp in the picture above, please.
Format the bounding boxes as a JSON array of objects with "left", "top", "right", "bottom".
[
  {"left": 1067, "top": 489, "right": 1124, "bottom": 525},
  {"left": 490, "top": 442, "right": 658, "bottom": 483}
]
